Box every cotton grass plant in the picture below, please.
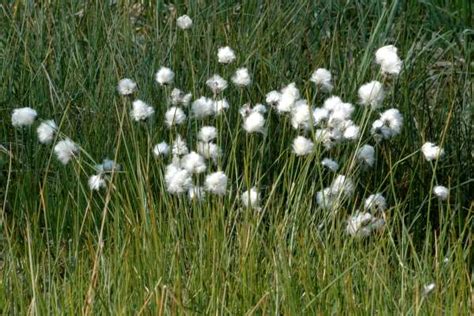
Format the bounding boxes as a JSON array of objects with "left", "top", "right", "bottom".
[{"left": 1, "top": 1, "right": 472, "bottom": 314}]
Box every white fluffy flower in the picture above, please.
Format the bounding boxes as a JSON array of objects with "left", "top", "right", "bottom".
[
  {"left": 291, "top": 100, "right": 312, "bottom": 130},
  {"left": 191, "top": 97, "right": 215, "bottom": 119},
  {"left": 165, "top": 164, "right": 192, "bottom": 194},
  {"left": 266, "top": 90, "right": 281, "bottom": 107},
  {"left": 54, "top": 138, "right": 79, "bottom": 165},
  {"left": 117, "top": 78, "right": 137, "bottom": 95},
  {"left": 241, "top": 187, "right": 261, "bottom": 210},
  {"left": 12, "top": 107, "right": 37, "bottom": 128},
  {"left": 164, "top": 106, "right": 186, "bottom": 127},
  {"left": 170, "top": 88, "right": 192, "bottom": 106},
  {"left": 88, "top": 175, "right": 106, "bottom": 191},
  {"left": 206, "top": 74, "right": 228, "bottom": 94},
  {"left": 422, "top": 142, "right": 445, "bottom": 161},
  {"left": 292, "top": 136, "right": 314, "bottom": 156},
  {"left": 188, "top": 186, "right": 205, "bottom": 201},
  {"left": 341, "top": 120, "right": 360, "bottom": 140},
  {"left": 375, "top": 45, "right": 402, "bottom": 76},
  {"left": 371, "top": 108, "right": 403, "bottom": 141},
  {"left": 364, "top": 193, "right": 387, "bottom": 213},
  {"left": 172, "top": 135, "right": 188, "bottom": 156},
  {"left": 433, "top": 185, "right": 449, "bottom": 200},
  {"left": 358, "top": 81, "right": 385, "bottom": 109},
  {"left": 181, "top": 151, "right": 206, "bottom": 174},
  {"left": 153, "top": 142, "right": 170, "bottom": 157},
  {"left": 197, "top": 141, "right": 221, "bottom": 162},
  {"left": 331, "top": 175, "right": 354, "bottom": 198},
  {"left": 310, "top": 68, "right": 333, "bottom": 92},
  {"left": 155, "top": 67, "right": 174, "bottom": 85},
  {"left": 213, "top": 99, "right": 229, "bottom": 114},
  {"left": 131, "top": 100, "right": 154, "bottom": 121},
  {"left": 357, "top": 144, "right": 375, "bottom": 167},
  {"left": 321, "top": 158, "right": 339, "bottom": 172},
  {"left": 232, "top": 68, "right": 251, "bottom": 87},
  {"left": 36, "top": 120, "right": 57, "bottom": 144},
  {"left": 217, "top": 46, "right": 236, "bottom": 64},
  {"left": 277, "top": 83, "right": 299, "bottom": 113},
  {"left": 243, "top": 111, "right": 265, "bottom": 134},
  {"left": 316, "top": 187, "right": 337, "bottom": 210},
  {"left": 204, "top": 171, "right": 228, "bottom": 195},
  {"left": 198, "top": 126, "right": 217, "bottom": 142},
  {"left": 346, "top": 212, "right": 385, "bottom": 237},
  {"left": 312, "top": 108, "right": 329, "bottom": 126},
  {"left": 176, "top": 15, "right": 192, "bottom": 29}
]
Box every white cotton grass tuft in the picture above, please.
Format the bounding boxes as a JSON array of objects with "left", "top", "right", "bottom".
[
  {"left": 54, "top": 138, "right": 79, "bottom": 165},
  {"left": 165, "top": 164, "right": 192, "bottom": 194},
  {"left": 331, "top": 174, "right": 355, "bottom": 198},
  {"left": 172, "top": 135, "right": 189, "bottom": 156},
  {"left": 117, "top": 78, "right": 137, "bottom": 95},
  {"left": 12, "top": 107, "right": 37, "bottom": 128},
  {"left": 422, "top": 283, "right": 436, "bottom": 296},
  {"left": 265, "top": 90, "right": 281, "bottom": 107},
  {"left": 232, "top": 68, "right": 251, "bottom": 87},
  {"left": 153, "top": 142, "right": 170, "bottom": 157},
  {"left": 88, "top": 174, "right": 106, "bottom": 191},
  {"left": 164, "top": 106, "right": 186, "bottom": 127},
  {"left": 291, "top": 100, "right": 312, "bottom": 130},
  {"left": 217, "top": 46, "right": 236, "bottom": 64},
  {"left": 241, "top": 187, "right": 261, "bottom": 210},
  {"left": 155, "top": 67, "right": 175, "bottom": 85},
  {"left": 204, "top": 171, "right": 228, "bottom": 195},
  {"left": 421, "top": 142, "right": 445, "bottom": 161},
  {"left": 191, "top": 96, "right": 215, "bottom": 119},
  {"left": 176, "top": 15, "right": 192, "bottom": 29},
  {"left": 243, "top": 111, "right": 265, "bottom": 134},
  {"left": 197, "top": 142, "right": 221, "bottom": 163},
  {"left": 312, "top": 107, "right": 329, "bottom": 126},
  {"left": 95, "top": 159, "right": 120, "bottom": 173},
  {"left": 213, "top": 99, "right": 230, "bottom": 114},
  {"left": 371, "top": 108, "right": 403, "bottom": 141},
  {"left": 292, "top": 136, "right": 314, "bottom": 156},
  {"left": 310, "top": 68, "right": 333, "bottom": 92},
  {"left": 198, "top": 126, "right": 217, "bottom": 142},
  {"left": 180, "top": 151, "right": 206, "bottom": 174},
  {"left": 170, "top": 88, "right": 192, "bottom": 107},
  {"left": 375, "top": 45, "right": 403, "bottom": 76},
  {"left": 321, "top": 158, "right": 339, "bottom": 172},
  {"left": 277, "top": 83, "right": 300, "bottom": 113},
  {"left": 364, "top": 193, "right": 387, "bottom": 213},
  {"left": 131, "top": 100, "right": 154, "bottom": 121},
  {"left": 206, "top": 74, "right": 228, "bottom": 94},
  {"left": 36, "top": 120, "right": 57, "bottom": 144},
  {"left": 433, "top": 185, "right": 449, "bottom": 200},
  {"left": 188, "top": 185, "right": 205, "bottom": 201},
  {"left": 346, "top": 212, "right": 385, "bottom": 237},
  {"left": 357, "top": 144, "right": 375, "bottom": 167},
  {"left": 358, "top": 81, "right": 385, "bottom": 109}
]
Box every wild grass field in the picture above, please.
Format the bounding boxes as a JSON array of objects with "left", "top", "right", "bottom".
[{"left": 1, "top": 0, "right": 473, "bottom": 314}]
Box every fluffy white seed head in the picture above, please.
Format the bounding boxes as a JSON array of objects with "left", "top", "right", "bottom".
[
  {"left": 54, "top": 138, "right": 79, "bottom": 165},
  {"left": 155, "top": 67, "right": 175, "bottom": 85},
  {"left": 36, "top": 120, "right": 57, "bottom": 144},
  {"left": 232, "top": 68, "right": 251, "bottom": 87},
  {"left": 198, "top": 126, "right": 217, "bottom": 142},
  {"left": 165, "top": 164, "right": 192, "bottom": 194},
  {"left": 217, "top": 46, "right": 236, "bottom": 64},
  {"left": 291, "top": 100, "right": 312, "bottom": 130},
  {"left": 243, "top": 111, "right": 265, "bottom": 134},
  {"left": 153, "top": 142, "right": 170, "bottom": 157},
  {"left": 364, "top": 193, "right": 387, "bottom": 213},
  {"left": 191, "top": 96, "right": 215, "bottom": 119},
  {"left": 181, "top": 151, "right": 206, "bottom": 174},
  {"left": 12, "top": 107, "right": 37, "bottom": 128},
  {"left": 88, "top": 175, "right": 106, "bottom": 191},
  {"left": 357, "top": 144, "right": 375, "bottom": 167},
  {"left": 310, "top": 68, "right": 333, "bottom": 92},
  {"left": 375, "top": 45, "right": 402, "bottom": 76},
  {"left": 433, "top": 185, "right": 449, "bottom": 200},
  {"left": 131, "top": 100, "right": 154, "bottom": 121},
  {"left": 196, "top": 141, "right": 221, "bottom": 163},
  {"left": 241, "top": 187, "right": 261, "bottom": 210},
  {"left": 358, "top": 81, "right": 385, "bottom": 109},
  {"left": 172, "top": 135, "right": 188, "bottom": 156},
  {"left": 117, "top": 78, "right": 137, "bottom": 95},
  {"left": 371, "top": 108, "right": 403, "bottom": 141},
  {"left": 266, "top": 90, "right": 281, "bottom": 106},
  {"left": 213, "top": 99, "right": 229, "bottom": 114},
  {"left": 206, "top": 74, "right": 228, "bottom": 94},
  {"left": 313, "top": 108, "right": 329, "bottom": 126},
  {"left": 346, "top": 212, "right": 385, "bottom": 237},
  {"left": 321, "top": 158, "right": 339, "bottom": 172},
  {"left": 421, "top": 142, "right": 445, "bottom": 161},
  {"left": 331, "top": 174, "right": 354, "bottom": 198},
  {"left": 277, "top": 83, "right": 300, "bottom": 113},
  {"left": 170, "top": 88, "right": 192, "bottom": 106},
  {"left": 164, "top": 106, "right": 186, "bottom": 127},
  {"left": 316, "top": 187, "right": 337, "bottom": 210},
  {"left": 292, "top": 136, "right": 314, "bottom": 156},
  {"left": 176, "top": 14, "right": 192, "bottom": 29},
  {"left": 95, "top": 159, "right": 120, "bottom": 173},
  {"left": 204, "top": 171, "right": 228, "bottom": 195}
]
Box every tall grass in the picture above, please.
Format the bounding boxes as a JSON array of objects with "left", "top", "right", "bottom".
[{"left": 1, "top": 1, "right": 472, "bottom": 314}]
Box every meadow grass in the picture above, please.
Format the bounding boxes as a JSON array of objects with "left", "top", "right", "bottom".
[{"left": 1, "top": 0, "right": 472, "bottom": 314}]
